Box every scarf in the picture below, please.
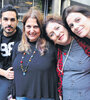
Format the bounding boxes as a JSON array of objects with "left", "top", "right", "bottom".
[
  {"left": 74, "top": 36, "right": 90, "bottom": 56},
  {"left": 57, "top": 37, "right": 90, "bottom": 96},
  {"left": 56, "top": 48, "right": 63, "bottom": 96}
]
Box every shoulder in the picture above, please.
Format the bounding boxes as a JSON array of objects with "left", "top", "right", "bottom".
[
  {"left": 13, "top": 42, "right": 20, "bottom": 51},
  {"left": 16, "top": 26, "right": 22, "bottom": 38},
  {"left": 48, "top": 42, "right": 55, "bottom": 49},
  {"left": 12, "top": 41, "right": 20, "bottom": 57},
  {"left": 0, "top": 29, "right": 3, "bottom": 38},
  {"left": 16, "top": 26, "right": 22, "bottom": 33},
  {"left": 12, "top": 27, "right": 22, "bottom": 42},
  {"left": 47, "top": 42, "right": 57, "bottom": 54},
  {"left": 74, "top": 35, "right": 90, "bottom": 46}
]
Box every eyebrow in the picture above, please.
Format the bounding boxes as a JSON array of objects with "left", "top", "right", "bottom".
[
  {"left": 48, "top": 31, "right": 54, "bottom": 35},
  {"left": 3, "top": 17, "right": 16, "bottom": 20}
]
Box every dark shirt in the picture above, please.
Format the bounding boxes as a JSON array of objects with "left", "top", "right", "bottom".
[
  {"left": 12, "top": 42, "right": 59, "bottom": 100},
  {"left": 0, "top": 26, "right": 22, "bottom": 70}
]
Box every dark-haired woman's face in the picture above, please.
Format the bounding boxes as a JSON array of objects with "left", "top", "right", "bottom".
[
  {"left": 66, "top": 12, "right": 90, "bottom": 38},
  {"left": 25, "top": 17, "right": 40, "bottom": 42}
]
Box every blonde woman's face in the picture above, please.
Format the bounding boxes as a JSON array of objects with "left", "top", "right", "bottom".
[
  {"left": 66, "top": 12, "right": 90, "bottom": 38},
  {"left": 25, "top": 18, "right": 40, "bottom": 42}
]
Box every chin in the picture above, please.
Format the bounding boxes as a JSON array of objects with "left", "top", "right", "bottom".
[
  {"left": 79, "top": 34, "right": 86, "bottom": 38},
  {"left": 30, "top": 39, "right": 36, "bottom": 42},
  {"left": 6, "top": 32, "right": 13, "bottom": 34}
]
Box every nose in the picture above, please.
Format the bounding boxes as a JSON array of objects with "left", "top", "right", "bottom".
[
  {"left": 30, "top": 27, "right": 34, "bottom": 33},
  {"left": 73, "top": 23, "right": 79, "bottom": 32},
  {"left": 7, "top": 20, "right": 12, "bottom": 25},
  {"left": 55, "top": 31, "right": 60, "bottom": 37}
]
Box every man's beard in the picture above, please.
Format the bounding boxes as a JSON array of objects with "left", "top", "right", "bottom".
[
  {"left": 5, "top": 30, "right": 14, "bottom": 34},
  {"left": 3, "top": 26, "right": 16, "bottom": 35}
]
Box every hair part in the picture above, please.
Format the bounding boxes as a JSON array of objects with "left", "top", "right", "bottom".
[
  {"left": 45, "top": 14, "right": 65, "bottom": 27},
  {"left": 63, "top": 5, "right": 90, "bottom": 23}
]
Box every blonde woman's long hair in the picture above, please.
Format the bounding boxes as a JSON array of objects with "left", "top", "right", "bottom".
[{"left": 18, "top": 7, "right": 48, "bottom": 55}]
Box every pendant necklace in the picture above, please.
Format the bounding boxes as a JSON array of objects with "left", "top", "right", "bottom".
[
  {"left": 20, "top": 48, "right": 36, "bottom": 76},
  {"left": 57, "top": 38, "right": 74, "bottom": 75}
]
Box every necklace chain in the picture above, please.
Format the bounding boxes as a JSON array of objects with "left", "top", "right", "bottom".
[
  {"left": 58, "top": 39, "right": 74, "bottom": 74},
  {"left": 20, "top": 49, "right": 36, "bottom": 76}
]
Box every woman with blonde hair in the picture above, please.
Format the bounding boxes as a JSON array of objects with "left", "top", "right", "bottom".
[{"left": 10, "top": 7, "right": 59, "bottom": 100}]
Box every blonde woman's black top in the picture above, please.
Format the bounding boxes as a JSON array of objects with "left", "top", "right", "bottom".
[{"left": 11, "top": 42, "right": 59, "bottom": 100}]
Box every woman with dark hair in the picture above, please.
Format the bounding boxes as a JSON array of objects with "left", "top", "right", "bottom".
[
  {"left": 62, "top": 5, "right": 90, "bottom": 39},
  {"left": 43, "top": 14, "right": 90, "bottom": 100},
  {"left": 62, "top": 5, "right": 90, "bottom": 56},
  {"left": 10, "top": 8, "right": 59, "bottom": 100}
]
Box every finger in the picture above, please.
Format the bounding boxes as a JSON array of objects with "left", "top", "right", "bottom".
[
  {"left": 8, "top": 67, "right": 13, "bottom": 70},
  {"left": 9, "top": 72, "right": 14, "bottom": 76},
  {"left": 8, "top": 70, "right": 14, "bottom": 74},
  {"left": 9, "top": 75, "right": 14, "bottom": 80},
  {"left": 9, "top": 71, "right": 14, "bottom": 74}
]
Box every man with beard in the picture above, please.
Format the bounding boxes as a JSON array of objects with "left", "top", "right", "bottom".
[{"left": 0, "top": 4, "right": 22, "bottom": 100}]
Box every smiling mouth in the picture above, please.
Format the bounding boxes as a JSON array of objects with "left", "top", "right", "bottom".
[
  {"left": 29, "top": 32, "right": 36, "bottom": 35},
  {"left": 58, "top": 34, "right": 64, "bottom": 40},
  {"left": 29, "top": 33, "right": 37, "bottom": 37}
]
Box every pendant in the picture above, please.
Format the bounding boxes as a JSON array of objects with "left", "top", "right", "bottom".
[{"left": 23, "top": 72, "right": 26, "bottom": 76}]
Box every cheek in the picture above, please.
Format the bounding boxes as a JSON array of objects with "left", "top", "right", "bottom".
[
  {"left": 37, "top": 33, "right": 41, "bottom": 39},
  {"left": 2, "top": 22, "right": 6, "bottom": 26},
  {"left": 25, "top": 30, "right": 29, "bottom": 36},
  {"left": 85, "top": 22, "right": 89, "bottom": 28},
  {"left": 71, "top": 28, "right": 74, "bottom": 32},
  {"left": 25, "top": 28, "right": 30, "bottom": 33},
  {"left": 51, "top": 37, "right": 57, "bottom": 42},
  {"left": 13, "top": 24, "right": 17, "bottom": 28},
  {"left": 36, "top": 30, "right": 41, "bottom": 37},
  {"left": 37, "top": 29, "right": 40, "bottom": 34},
  {"left": 14, "top": 22, "right": 18, "bottom": 26}
]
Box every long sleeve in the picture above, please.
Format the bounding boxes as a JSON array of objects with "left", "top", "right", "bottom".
[{"left": 10, "top": 42, "right": 19, "bottom": 98}]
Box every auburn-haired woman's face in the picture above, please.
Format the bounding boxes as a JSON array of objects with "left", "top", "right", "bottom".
[
  {"left": 25, "top": 17, "right": 40, "bottom": 42},
  {"left": 46, "top": 22, "right": 70, "bottom": 45},
  {"left": 66, "top": 12, "right": 90, "bottom": 38}
]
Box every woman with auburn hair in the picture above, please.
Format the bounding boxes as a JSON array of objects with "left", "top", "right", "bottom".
[
  {"left": 10, "top": 7, "right": 59, "bottom": 100},
  {"left": 43, "top": 14, "right": 90, "bottom": 100}
]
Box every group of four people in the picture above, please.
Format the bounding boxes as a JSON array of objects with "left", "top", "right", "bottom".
[{"left": 0, "top": 4, "right": 90, "bottom": 100}]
